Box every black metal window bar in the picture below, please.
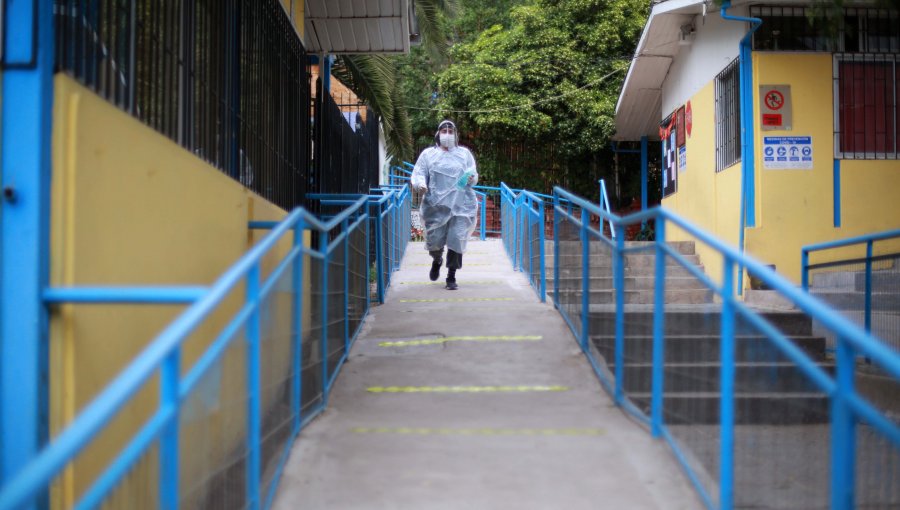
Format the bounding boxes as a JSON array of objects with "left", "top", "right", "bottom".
[
  {"left": 54, "top": 0, "right": 310, "bottom": 211},
  {"left": 834, "top": 54, "right": 898, "bottom": 159},
  {"left": 715, "top": 58, "right": 741, "bottom": 172},
  {"left": 751, "top": 5, "right": 900, "bottom": 53}
]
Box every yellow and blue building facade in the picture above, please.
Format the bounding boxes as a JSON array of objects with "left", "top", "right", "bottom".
[{"left": 615, "top": 0, "right": 900, "bottom": 290}]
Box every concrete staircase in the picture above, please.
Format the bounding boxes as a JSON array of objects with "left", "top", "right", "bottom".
[
  {"left": 546, "top": 240, "right": 713, "bottom": 305},
  {"left": 589, "top": 307, "right": 831, "bottom": 424},
  {"left": 545, "top": 240, "right": 831, "bottom": 425},
  {"left": 809, "top": 265, "right": 900, "bottom": 351}
]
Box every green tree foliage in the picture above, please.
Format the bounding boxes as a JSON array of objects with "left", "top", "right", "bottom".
[{"left": 433, "top": 0, "right": 647, "bottom": 198}]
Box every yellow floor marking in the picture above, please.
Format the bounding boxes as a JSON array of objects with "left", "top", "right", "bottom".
[
  {"left": 400, "top": 280, "right": 503, "bottom": 285},
  {"left": 350, "top": 427, "right": 604, "bottom": 436},
  {"left": 379, "top": 335, "right": 541, "bottom": 347},
  {"left": 399, "top": 297, "right": 514, "bottom": 303},
  {"left": 410, "top": 263, "right": 491, "bottom": 266},
  {"left": 366, "top": 385, "right": 568, "bottom": 393}
]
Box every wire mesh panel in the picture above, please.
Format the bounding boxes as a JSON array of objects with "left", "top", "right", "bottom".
[
  {"left": 258, "top": 262, "right": 300, "bottom": 505},
  {"left": 348, "top": 224, "right": 369, "bottom": 339},
  {"left": 554, "top": 202, "right": 586, "bottom": 341},
  {"left": 326, "top": 240, "right": 347, "bottom": 386},
  {"left": 381, "top": 211, "right": 392, "bottom": 294},
  {"left": 729, "top": 312, "right": 831, "bottom": 509},
  {"left": 808, "top": 245, "right": 900, "bottom": 354},
  {"left": 528, "top": 209, "right": 541, "bottom": 294},
  {"left": 856, "top": 407, "right": 900, "bottom": 507},
  {"left": 179, "top": 332, "right": 249, "bottom": 510},
  {"left": 302, "top": 253, "right": 325, "bottom": 421},
  {"left": 94, "top": 449, "right": 160, "bottom": 509}
]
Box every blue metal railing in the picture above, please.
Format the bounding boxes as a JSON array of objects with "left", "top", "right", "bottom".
[
  {"left": 803, "top": 228, "right": 900, "bottom": 353},
  {"left": 501, "top": 184, "right": 559, "bottom": 302},
  {"left": 501, "top": 185, "right": 900, "bottom": 510},
  {"left": 598, "top": 178, "right": 616, "bottom": 240},
  {"left": 0, "top": 191, "right": 410, "bottom": 510}
]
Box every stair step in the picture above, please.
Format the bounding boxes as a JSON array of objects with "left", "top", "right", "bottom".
[
  {"left": 811, "top": 290, "right": 900, "bottom": 311},
  {"left": 587, "top": 307, "right": 815, "bottom": 336},
  {"left": 628, "top": 393, "right": 830, "bottom": 424},
  {"left": 550, "top": 240, "right": 697, "bottom": 256},
  {"left": 603, "top": 362, "right": 833, "bottom": 393},
  {"left": 590, "top": 335, "right": 827, "bottom": 363},
  {"left": 547, "top": 253, "right": 702, "bottom": 269},
  {"left": 812, "top": 269, "right": 900, "bottom": 292},
  {"left": 552, "top": 264, "right": 703, "bottom": 278},
  {"left": 548, "top": 275, "right": 708, "bottom": 290},
  {"left": 554, "top": 288, "right": 713, "bottom": 305}
]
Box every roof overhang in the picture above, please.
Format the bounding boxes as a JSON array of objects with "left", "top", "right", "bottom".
[
  {"left": 304, "top": 0, "right": 418, "bottom": 54},
  {"left": 614, "top": 0, "right": 717, "bottom": 141}
]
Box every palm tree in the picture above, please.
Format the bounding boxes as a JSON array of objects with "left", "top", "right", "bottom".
[{"left": 332, "top": 0, "right": 456, "bottom": 162}]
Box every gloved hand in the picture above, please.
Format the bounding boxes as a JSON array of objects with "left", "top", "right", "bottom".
[
  {"left": 457, "top": 170, "right": 475, "bottom": 189},
  {"left": 467, "top": 174, "right": 476, "bottom": 185},
  {"left": 417, "top": 183, "right": 428, "bottom": 193}
]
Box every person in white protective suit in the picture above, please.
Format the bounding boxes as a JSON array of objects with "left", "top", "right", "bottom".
[{"left": 410, "top": 120, "right": 479, "bottom": 290}]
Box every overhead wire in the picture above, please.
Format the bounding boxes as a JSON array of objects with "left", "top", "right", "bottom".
[{"left": 401, "top": 66, "right": 626, "bottom": 114}]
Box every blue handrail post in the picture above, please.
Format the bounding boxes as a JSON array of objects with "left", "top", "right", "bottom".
[
  {"left": 801, "top": 249, "right": 810, "bottom": 291},
  {"left": 580, "top": 208, "right": 591, "bottom": 352},
  {"left": 375, "top": 202, "right": 385, "bottom": 304},
  {"left": 160, "top": 349, "right": 181, "bottom": 510},
  {"left": 292, "top": 220, "right": 305, "bottom": 434},
  {"left": 651, "top": 220, "right": 666, "bottom": 438},
  {"left": 865, "top": 240, "right": 873, "bottom": 334},
  {"left": 538, "top": 199, "right": 546, "bottom": 303},
  {"left": 720, "top": 258, "right": 736, "bottom": 510},
  {"left": 553, "top": 193, "right": 561, "bottom": 308},
  {"left": 721, "top": 1, "right": 762, "bottom": 297},
  {"left": 864, "top": 241, "right": 873, "bottom": 364},
  {"left": 614, "top": 224, "right": 626, "bottom": 406},
  {"left": 831, "top": 336, "right": 857, "bottom": 510},
  {"left": 343, "top": 218, "right": 350, "bottom": 352},
  {"left": 320, "top": 231, "right": 330, "bottom": 401},
  {"left": 246, "top": 264, "right": 262, "bottom": 510},
  {"left": 1, "top": 0, "right": 54, "bottom": 491},
  {"left": 481, "top": 193, "right": 487, "bottom": 241}
]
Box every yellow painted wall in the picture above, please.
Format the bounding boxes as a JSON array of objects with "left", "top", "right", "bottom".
[
  {"left": 747, "top": 53, "right": 900, "bottom": 283},
  {"left": 49, "top": 75, "right": 299, "bottom": 507},
  {"left": 662, "top": 81, "right": 743, "bottom": 288},
  {"left": 280, "top": 0, "right": 304, "bottom": 37},
  {"left": 663, "top": 53, "right": 900, "bottom": 289}
]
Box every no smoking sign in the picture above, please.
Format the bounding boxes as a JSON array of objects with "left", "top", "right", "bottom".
[{"left": 759, "top": 85, "right": 792, "bottom": 130}]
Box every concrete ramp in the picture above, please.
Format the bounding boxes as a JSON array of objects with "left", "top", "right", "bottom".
[{"left": 273, "top": 239, "right": 702, "bottom": 510}]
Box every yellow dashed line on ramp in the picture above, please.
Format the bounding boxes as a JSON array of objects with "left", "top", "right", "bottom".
[
  {"left": 350, "top": 427, "right": 604, "bottom": 436},
  {"left": 379, "top": 335, "right": 541, "bottom": 347},
  {"left": 367, "top": 385, "right": 568, "bottom": 393},
  {"left": 399, "top": 297, "right": 514, "bottom": 303},
  {"left": 400, "top": 280, "right": 503, "bottom": 285},
  {"left": 410, "top": 263, "right": 491, "bottom": 266}
]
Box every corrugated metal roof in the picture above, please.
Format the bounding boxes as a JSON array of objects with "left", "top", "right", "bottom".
[
  {"left": 304, "top": 0, "right": 414, "bottom": 54},
  {"left": 614, "top": 0, "right": 706, "bottom": 141}
]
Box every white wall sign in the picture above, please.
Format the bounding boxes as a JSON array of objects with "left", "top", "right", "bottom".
[
  {"left": 763, "top": 136, "right": 812, "bottom": 169},
  {"left": 678, "top": 145, "right": 687, "bottom": 172}
]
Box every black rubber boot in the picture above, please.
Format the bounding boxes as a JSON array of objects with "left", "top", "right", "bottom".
[
  {"left": 445, "top": 268, "right": 458, "bottom": 290},
  {"left": 429, "top": 250, "right": 443, "bottom": 282}
]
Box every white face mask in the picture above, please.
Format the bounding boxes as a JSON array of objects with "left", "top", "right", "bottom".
[{"left": 439, "top": 133, "right": 455, "bottom": 148}]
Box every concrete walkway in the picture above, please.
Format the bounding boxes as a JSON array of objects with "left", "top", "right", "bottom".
[{"left": 273, "top": 239, "right": 703, "bottom": 510}]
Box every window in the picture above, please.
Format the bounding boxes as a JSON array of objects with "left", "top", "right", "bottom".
[
  {"left": 716, "top": 58, "right": 741, "bottom": 171},
  {"left": 834, "top": 54, "right": 899, "bottom": 158},
  {"left": 751, "top": 6, "right": 899, "bottom": 53}
]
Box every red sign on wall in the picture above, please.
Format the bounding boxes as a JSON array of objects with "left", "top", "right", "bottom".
[{"left": 685, "top": 101, "right": 693, "bottom": 138}]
